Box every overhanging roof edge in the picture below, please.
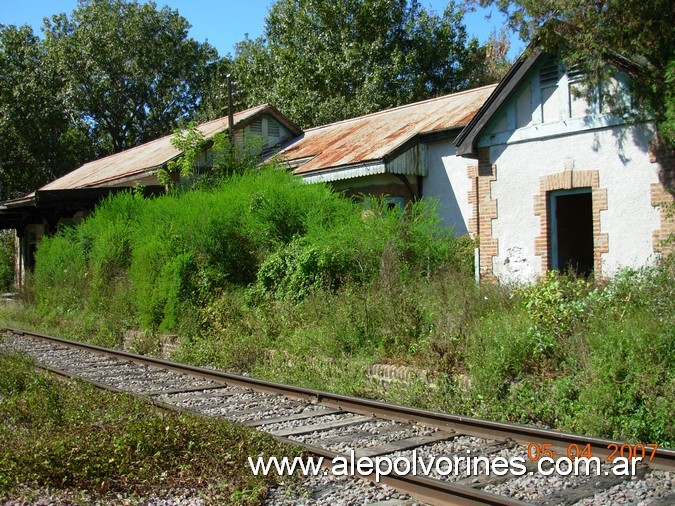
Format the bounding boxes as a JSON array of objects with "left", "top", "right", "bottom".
[
  {"left": 455, "top": 45, "right": 543, "bottom": 157},
  {"left": 297, "top": 161, "right": 387, "bottom": 183}
]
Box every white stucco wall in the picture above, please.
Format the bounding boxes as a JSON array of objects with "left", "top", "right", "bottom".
[
  {"left": 422, "top": 139, "right": 472, "bottom": 235},
  {"left": 489, "top": 123, "right": 661, "bottom": 284}
]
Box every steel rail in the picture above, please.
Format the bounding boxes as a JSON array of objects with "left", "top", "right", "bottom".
[
  {"left": 4, "top": 327, "right": 675, "bottom": 505},
  {"left": 281, "top": 442, "right": 527, "bottom": 506}
]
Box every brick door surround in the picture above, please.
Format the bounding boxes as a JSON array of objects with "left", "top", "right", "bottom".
[{"left": 534, "top": 170, "right": 608, "bottom": 276}]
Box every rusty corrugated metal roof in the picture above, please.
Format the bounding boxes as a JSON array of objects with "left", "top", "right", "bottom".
[
  {"left": 275, "top": 84, "right": 497, "bottom": 176},
  {"left": 40, "top": 104, "right": 288, "bottom": 191}
]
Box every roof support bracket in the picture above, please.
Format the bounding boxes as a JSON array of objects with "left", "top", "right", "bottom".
[{"left": 394, "top": 173, "right": 419, "bottom": 201}]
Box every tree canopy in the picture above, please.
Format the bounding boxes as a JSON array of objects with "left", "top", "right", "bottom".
[
  {"left": 470, "top": 0, "right": 675, "bottom": 145},
  {"left": 0, "top": 0, "right": 219, "bottom": 200},
  {"left": 231, "top": 0, "right": 508, "bottom": 128},
  {"left": 44, "top": 0, "right": 218, "bottom": 153},
  {"left": 0, "top": 25, "right": 90, "bottom": 200}
]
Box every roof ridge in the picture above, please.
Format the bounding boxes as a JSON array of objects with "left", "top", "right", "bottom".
[
  {"left": 302, "top": 84, "right": 498, "bottom": 133},
  {"left": 198, "top": 102, "right": 271, "bottom": 129}
]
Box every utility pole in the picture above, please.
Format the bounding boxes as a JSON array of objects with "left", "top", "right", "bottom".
[{"left": 227, "top": 74, "right": 234, "bottom": 145}]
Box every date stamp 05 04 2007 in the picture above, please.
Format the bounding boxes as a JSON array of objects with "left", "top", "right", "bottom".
[{"left": 527, "top": 442, "right": 660, "bottom": 463}]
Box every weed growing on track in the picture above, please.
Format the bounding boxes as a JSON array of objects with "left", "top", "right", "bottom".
[{"left": 0, "top": 351, "right": 299, "bottom": 504}]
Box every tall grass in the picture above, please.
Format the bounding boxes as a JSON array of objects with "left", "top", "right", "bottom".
[{"left": 0, "top": 230, "right": 15, "bottom": 291}]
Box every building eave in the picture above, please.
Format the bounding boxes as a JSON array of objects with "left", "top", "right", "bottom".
[
  {"left": 455, "top": 45, "right": 543, "bottom": 157},
  {"left": 297, "top": 161, "right": 387, "bottom": 183}
]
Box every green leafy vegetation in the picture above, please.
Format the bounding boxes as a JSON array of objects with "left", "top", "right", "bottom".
[
  {"left": 17, "top": 168, "right": 465, "bottom": 339},
  {"left": 231, "top": 0, "right": 509, "bottom": 128},
  {"left": 160, "top": 121, "right": 207, "bottom": 185},
  {"left": 0, "top": 24, "right": 92, "bottom": 200},
  {"left": 43, "top": 0, "right": 219, "bottom": 154},
  {"left": 0, "top": 169, "right": 672, "bottom": 449},
  {"left": 0, "top": 0, "right": 219, "bottom": 201},
  {"left": 0, "top": 351, "right": 298, "bottom": 504}
]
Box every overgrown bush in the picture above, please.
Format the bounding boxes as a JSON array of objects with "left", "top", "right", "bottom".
[
  {"left": 32, "top": 168, "right": 470, "bottom": 334},
  {"left": 250, "top": 198, "right": 472, "bottom": 303},
  {"left": 30, "top": 170, "right": 333, "bottom": 329},
  {"left": 519, "top": 271, "right": 592, "bottom": 361},
  {"left": 32, "top": 228, "right": 88, "bottom": 313},
  {"left": 373, "top": 262, "right": 672, "bottom": 445},
  {"left": 573, "top": 310, "right": 674, "bottom": 445}
]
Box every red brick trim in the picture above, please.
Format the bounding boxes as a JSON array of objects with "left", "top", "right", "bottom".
[
  {"left": 648, "top": 137, "right": 674, "bottom": 255},
  {"left": 534, "top": 170, "right": 608, "bottom": 276},
  {"left": 650, "top": 184, "right": 674, "bottom": 255},
  {"left": 468, "top": 147, "right": 498, "bottom": 280}
]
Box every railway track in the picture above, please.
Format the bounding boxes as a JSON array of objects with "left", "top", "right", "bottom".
[{"left": 2, "top": 327, "right": 673, "bottom": 506}]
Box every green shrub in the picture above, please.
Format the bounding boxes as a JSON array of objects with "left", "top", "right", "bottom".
[
  {"left": 519, "top": 271, "right": 592, "bottom": 360},
  {"left": 573, "top": 309, "right": 674, "bottom": 445},
  {"left": 33, "top": 228, "right": 88, "bottom": 313},
  {"left": 251, "top": 197, "right": 472, "bottom": 303},
  {"left": 30, "top": 167, "right": 371, "bottom": 331},
  {"left": 464, "top": 309, "right": 536, "bottom": 400},
  {"left": 586, "top": 260, "right": 675, "bottom": 319}
]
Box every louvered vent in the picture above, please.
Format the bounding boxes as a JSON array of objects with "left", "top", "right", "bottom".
[
  {"left": 540, "top": 58, "right": 559, "bottom": 87},
  {"left": 250, "top": 119, "right": 263, "bottom": 136},
  {"left": 268, "top": 118, "right": 280, "bottom": 138},
  {"left": 567, "top": 64, "right": 584, "bottom": 83}
]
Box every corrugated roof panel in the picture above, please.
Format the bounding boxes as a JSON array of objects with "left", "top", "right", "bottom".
[
  {"left": 387, "top": 143, "right": 427, "bottom": 176},
  {"left": 299, "top": 162, "right": 387, "bottom": 184},
  {"left": 278, "top": 84, "right": 497, "bottom": 176},
  {"left": 40, "top": 104, "right": 275, "bottom": 191}
]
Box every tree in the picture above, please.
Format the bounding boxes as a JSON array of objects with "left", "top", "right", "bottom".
[
  {"left": 477, "top": 29, "right": 512, "bottom": 84},
  {"left": 193, "top": 57, "right": 245, "bottom": 123},
  {"left": 0, "top": 24, "right": 90, "bottom": 200},
  {"left": 232, "top": 0, "right": 499, "bottom": 128},
  {"left": 44, "top": 0, "right": 219, "bottom": 154},
  {"left": 469, "top": 0, "right": 675, "bottom": 146}
]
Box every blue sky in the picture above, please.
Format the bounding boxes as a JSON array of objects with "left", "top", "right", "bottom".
[{"left": 1, "top": 0, "right": 522, "bottom": 59}]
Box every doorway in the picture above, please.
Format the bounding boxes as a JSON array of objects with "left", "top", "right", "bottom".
[{"left": 549, "top": 188, "right": 594, "bottom": 276}]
